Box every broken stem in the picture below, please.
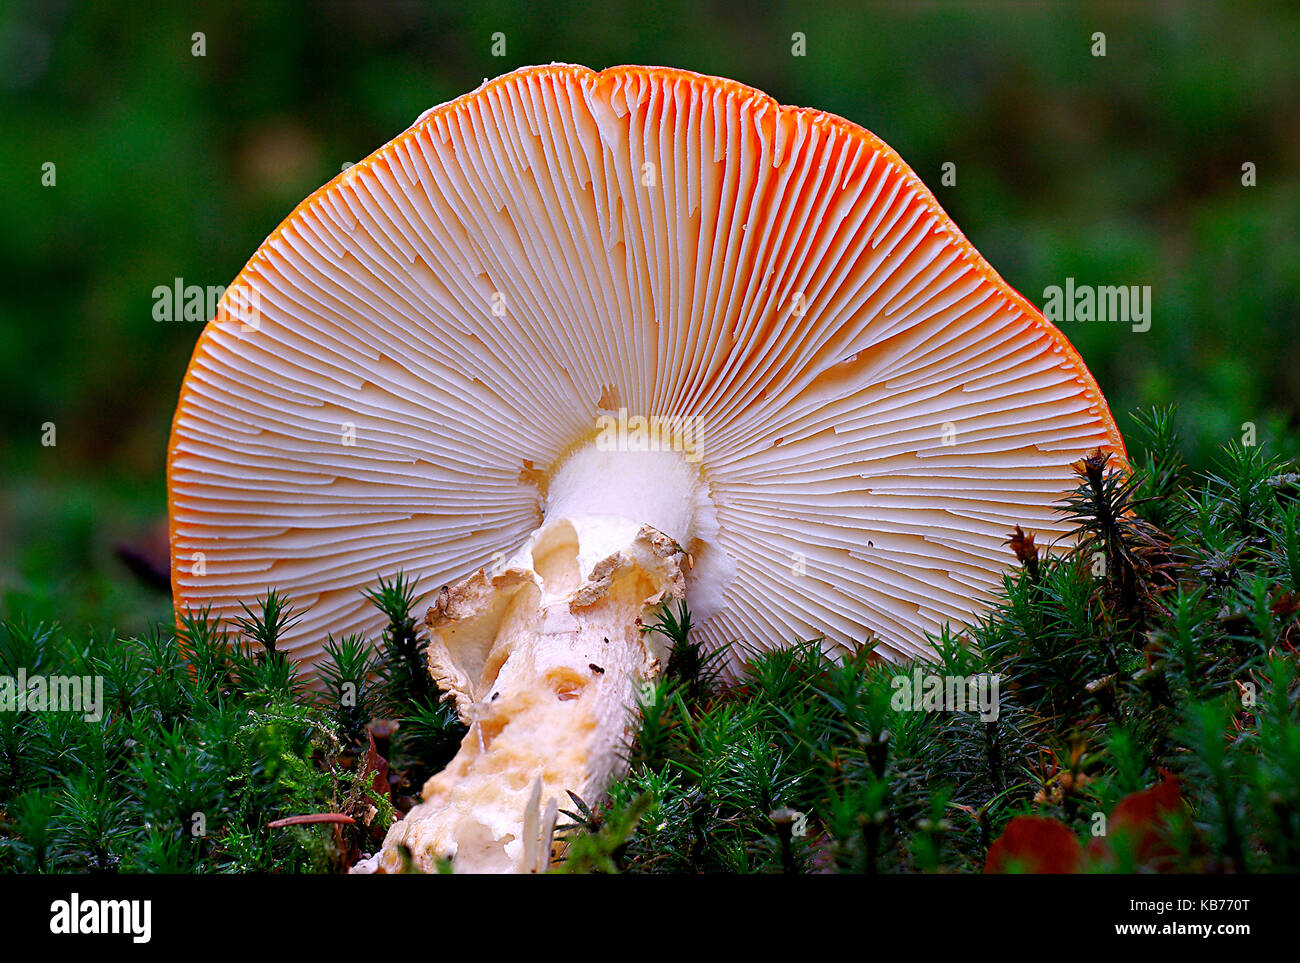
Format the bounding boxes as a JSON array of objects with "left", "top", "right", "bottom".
[
  {"left": 364, "top": 444, "right": 716, "bottom": 873},
  {"left": 370, "top": 521, "right": 684, "bottom": 872}
]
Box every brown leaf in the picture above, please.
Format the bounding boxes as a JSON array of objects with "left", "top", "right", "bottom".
[
  {"left": 363, "top": 730, "right": 392, "bottom": 803},
  {"left": 1006, "top": 525, "right": 1038, "bottom": 566},
  {"left": 985, "top": 816, "right": 1082, "bottom": 874},
  {"left": 1086, "top": 770, "right": 1185, "bottom": 870}
]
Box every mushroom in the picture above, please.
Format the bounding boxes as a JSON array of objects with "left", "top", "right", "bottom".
[{"left": 167, "top": 64, "right": 1124, "bottom": 872}]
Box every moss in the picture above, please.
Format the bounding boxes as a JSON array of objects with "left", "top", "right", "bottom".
[{"left": 2, "top": 408, "right": 1298, "bottom": 873}]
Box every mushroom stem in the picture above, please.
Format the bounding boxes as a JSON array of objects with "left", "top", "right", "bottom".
[{"left": 370, "top": 446, "right": 712, "bottom": 873}]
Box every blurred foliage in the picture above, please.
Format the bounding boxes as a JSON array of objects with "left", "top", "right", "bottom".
[{"left": 1, "top": 1, "right": 1298, "bottom": 635}]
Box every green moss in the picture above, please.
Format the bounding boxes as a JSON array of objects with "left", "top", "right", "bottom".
[{"left": 3, "top": 408, "right": 1299, "bottom": 873}]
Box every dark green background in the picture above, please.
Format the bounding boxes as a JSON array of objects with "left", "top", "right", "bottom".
[{"left": 2, "top": 0, "right": 1297, "bottom": 635}]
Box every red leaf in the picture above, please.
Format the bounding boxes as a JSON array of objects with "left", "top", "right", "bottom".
[
  {"left": 985, "top": 816, "right": 1082, "bottom": 874},
  {"left": 1088, "top": 770, "right": 1183, "bottom": 869},
  {"left": 363, "top": 730, "right": 391, "bottom": 802},
  {"left": 1115, "top": 770, "right": 1180, "bottom": 827}
]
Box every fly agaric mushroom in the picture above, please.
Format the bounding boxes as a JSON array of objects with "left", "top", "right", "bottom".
[{"left": 168, "top": 64, "right": 1124, "bottom": 873}]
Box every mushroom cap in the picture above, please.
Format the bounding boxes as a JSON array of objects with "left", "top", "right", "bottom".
[{"left": 168, "top": 64, "right": 1124, "bottom": 677}]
